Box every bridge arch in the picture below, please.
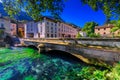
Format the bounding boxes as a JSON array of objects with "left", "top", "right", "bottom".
[
  {"left": 27, "top": 45, "right": 38, "bottom": 50},
  {"left": 46, "top": 50, "right": 85, "bottom": 64}
]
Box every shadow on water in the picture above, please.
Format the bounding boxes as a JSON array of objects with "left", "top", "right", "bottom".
[
  {"left": 44, "top": 50, "right": 88, "bottom": 65},
  {"left": 43, "top": 50, "right": 109, "bottom": 70},
  {"left": 27, "top": 45, "right": 38, "bottom": 50}
]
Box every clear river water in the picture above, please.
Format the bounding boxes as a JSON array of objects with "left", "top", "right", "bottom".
[{"left": 0, "top": 47, "right": 108, "bottom": 80}]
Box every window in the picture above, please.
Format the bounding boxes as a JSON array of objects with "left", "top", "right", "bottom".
[
  {"left": 38, "top": 33, "right": 40, "bottom": 37},
  {"left": 27, "top": 25, "right": 29, "bottom": 31},
  {"left": 51, "top": 23, "right": 53, "bottom": 26},
  {"left": 98, "top": 28, "right": 100, "bottom": 31},
  {"left": 47, "top": 34, "right": 49, "bottom": 37},
  {"left": 58, "top": 28, "right": 60, "bottom": 31},
  {"left": 104, "top": 32, "right": 106, "bottom": 34},
  {"left": 51, "top": 27, "right": 53, "bottom": 30},
  {"left": 47, "top": 22, "right": 49, "bottom": 25},
  {"left": 104, "top": 28, "right": 106, "bottom": 30},
  {"left": 1, "top": 23, "right": 4, "bottom": 28},
  {"left": 51, "top": 34, "right": 53, "bottom": 37}
]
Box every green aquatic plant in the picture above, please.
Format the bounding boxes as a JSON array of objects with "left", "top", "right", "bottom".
[
  {"left": 0, "top": 69, "right": 13, "bottom": 80},
  {"left": 83, "top": 67, "right": 107, "bottom": 80},
  {"left": 65, "top": 66, "right": 108, "bottom": 80},
  {"left": 24, "top": 75, "right": 36, "bottom": 80},
  {"left": 0, "top": 48, "right": 40, "bottom": 64},
  {"left": 0, "top": 48, "right": 11, "bottom": 54},
  {"left": 106, "top": 64, "right": 120, "bottom": 80}
]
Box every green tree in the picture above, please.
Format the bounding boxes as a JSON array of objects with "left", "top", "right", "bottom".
[
  {"left": 76, "top": 33, "right": 82, "bottom": 38},
  {"left": 82, "top": 22, "right": 98, "bottom": 37},
  {"left": 2, "top": 0, "right": 64, "bottom": 21},
  {"left": 110, "top": 20, "right": 120, "bottom": 35},
  {"left": 81, "top": 0, "right": 120, "bottom": 20},
  {"left": 2, "top": 0, "right": 120, "bottom": 21}
]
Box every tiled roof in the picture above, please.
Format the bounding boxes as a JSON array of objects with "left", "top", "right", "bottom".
[{"left": 95, "top": 24, "right": 114, "bottom": 29}]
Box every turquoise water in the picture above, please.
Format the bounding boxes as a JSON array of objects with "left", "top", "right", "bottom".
[{"left": 0, "top": 47, "right": 107, "bottom": 80}]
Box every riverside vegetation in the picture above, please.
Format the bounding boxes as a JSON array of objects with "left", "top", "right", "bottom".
[{"left": 0, "top": 47, "right": 120, "bottom": 80}]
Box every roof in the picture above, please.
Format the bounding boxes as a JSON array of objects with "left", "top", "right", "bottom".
[
  {"left": 42, "top": 16, "right": 64, "bottom": 23},
  {"left": 66, "top": 22, "right": 81, "bottom": 29},
  {"left": 95, "top": 24, "right": 114, "bottom": 29},
  {"left": 43, "top": 16, "right": 81, "bottom": 29}
]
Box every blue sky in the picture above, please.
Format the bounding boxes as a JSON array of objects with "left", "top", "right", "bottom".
[
  {"left": 0, "top": 0, "right": 108, "bottom": 28},
  {"left": 60, "top": 0, "right": 107, "bottom": 28}
]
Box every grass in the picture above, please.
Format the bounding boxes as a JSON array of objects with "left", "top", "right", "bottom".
[{"left": 0, "top": 48, "right": 40, "bottom": 64}]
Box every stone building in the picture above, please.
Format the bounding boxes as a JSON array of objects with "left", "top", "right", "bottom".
[
  {"left": 95, "top": 24, "right": 114, "bottom": 37},
  {"left": 25, "top": 17, "right": 79, "bottom": 38},
  {"left": 95, "top": 24, "right": 120, "bottom": 37},
  {"left": 0, "top": 16, "right": 11, "bottom": 35}
]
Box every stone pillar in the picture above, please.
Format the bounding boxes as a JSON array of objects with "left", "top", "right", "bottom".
[
  {"left": 24, "top": 24, "right": 27, "bottom": 38},
  {"left": 34, "top": 32, "right": 38, "bottom": 38},
  {"left": 5, "top": 44, "right": 10, "bottom": 48},
  {"left": 37, "top": 44, "right": 46, "bottom": 53}
]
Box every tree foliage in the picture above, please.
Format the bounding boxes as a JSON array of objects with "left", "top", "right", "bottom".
[
  {"left": 82, "top": 22, "right": 98, "bottom": 37},
  {"left": 76, "top": 33, "right": 82, "bottom": 38},
  {"left": 0, "top": 30, "right": 4, "bottom": 38},
  {"left": 111, "top": 20, "right": 120, "bottom": 33},
  {"left": 2, "top": 0, "right": 120, "bottom": 21},
  {"left": 2, "top": 0, "right": 65, "bottom": 21},
  {"left": 81, "top": 0, "right": 120, "bottom": 19}
]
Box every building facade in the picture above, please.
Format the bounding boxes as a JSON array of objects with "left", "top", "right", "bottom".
[
  {"left": 25, "top": 17, "right": 78, "bottom": 38},
  {"left": 0, "top": 14, "right": 27, "bottom": 38},
  {"left": 10, "top": 23, "right": 17, "bottom": 36},
  {"left": 95, "top": 24, "right": 114, "bottom": 37},
  {"left": 0, "top": 17, "right": 11, "bottom": 35},
  {"left": 18, "top": 23, "right": 26, "bottom": 38}
]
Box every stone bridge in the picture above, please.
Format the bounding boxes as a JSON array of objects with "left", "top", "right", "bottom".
[{"left": 22, "top": 38, "right": 120, "bottom": 66}]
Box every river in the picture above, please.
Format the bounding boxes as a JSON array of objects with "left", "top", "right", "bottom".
[{"left": 0, "top": 47, "right": 110, "bottom": 80}]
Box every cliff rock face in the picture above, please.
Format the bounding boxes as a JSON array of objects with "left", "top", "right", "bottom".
[{"left": 0, "top": 3, "right": 32, "bottom": 21}]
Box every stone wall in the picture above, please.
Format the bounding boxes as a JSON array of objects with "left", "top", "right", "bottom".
[
  {"left": 0, "top": 41, "right": 5, "bottom": 47},
  {"left": 22, "top": 38, "right": 120, "bottom": 48},
  {"left": 77, "top": 38, "right": 120, "bottom": 48}
]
